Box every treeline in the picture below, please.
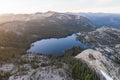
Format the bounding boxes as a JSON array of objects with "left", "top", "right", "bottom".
[
  {"left": 62, "top": 46, "right": 100, "bottom": 80},
  {"left": 47, "top": 46, "right": 100, "bottom": 80},
  {"left": 65, "top": 58, "right": 100, "bottom": 80}
]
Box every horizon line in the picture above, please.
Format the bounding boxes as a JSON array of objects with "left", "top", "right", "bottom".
[{"left": 0, "top": 11, "right": 120, "bottom": 15}]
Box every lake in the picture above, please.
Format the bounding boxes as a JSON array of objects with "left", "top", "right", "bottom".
[{"left": 28, "top": 33, "right": 92, "bottom": 55}]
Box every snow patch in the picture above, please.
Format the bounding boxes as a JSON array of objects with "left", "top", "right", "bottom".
[{"left": 100, "top": 70, "right": 113, "bottom": 80}]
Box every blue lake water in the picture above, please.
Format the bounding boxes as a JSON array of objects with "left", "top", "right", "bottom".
[{"left": 28, "top": 33, "right": 92, "bottom": 55}]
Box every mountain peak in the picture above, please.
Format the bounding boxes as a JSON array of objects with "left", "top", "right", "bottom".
[
  {"left": 45, "top": 11, "right": 57, "bottom": 14},
  {"left": 35, "top": 12, "right": 42, "bottom": 15}
]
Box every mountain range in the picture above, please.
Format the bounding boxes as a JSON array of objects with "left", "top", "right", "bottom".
[{"left": 0, "top": 11, "right": 120, "bottom": 80}]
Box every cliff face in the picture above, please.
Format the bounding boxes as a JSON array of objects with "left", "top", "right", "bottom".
[{"left": 75, "top": 49, "right": 120, "bottom": 80}]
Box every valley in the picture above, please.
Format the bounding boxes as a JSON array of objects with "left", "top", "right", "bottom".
[
  {"left": 0, "top": 12, "right": 94, "bottom": 63},
  {"left": 0, "top": 12, "right": 120, "bottom": 80}
]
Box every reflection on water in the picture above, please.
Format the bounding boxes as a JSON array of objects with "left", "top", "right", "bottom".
[{"left": 28, "top": 33, "right": 92, "bottom": 55}]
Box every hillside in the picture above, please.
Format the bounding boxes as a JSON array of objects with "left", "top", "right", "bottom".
[
  {"left": 0, "top": 12, "right": 94, "bottom": 63},
  {"left": 76, "top": 49, "right": 120, "bottom": 80},
  {"left": 78, "top": 27, "right": 120, "bottom": 61}
]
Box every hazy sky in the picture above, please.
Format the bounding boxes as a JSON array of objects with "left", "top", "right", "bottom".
[{"left": 0, "top": 0, "right": 120, "bottom": 14}]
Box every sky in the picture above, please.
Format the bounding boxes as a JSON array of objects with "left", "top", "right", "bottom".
[{"left": 0, "top": 0, "right": 120, "bottom": 14}]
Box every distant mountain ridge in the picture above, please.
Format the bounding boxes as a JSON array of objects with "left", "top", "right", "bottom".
[
  {"left": 1, "top": 11, "right": 120, "bottom": 28},
  {"left": 0, "top": 11, "right": 95, "bottom": 32},
  {"left": 1, "top": 11, "right": 120, "bottom": 31},
  {"left": 78, "top": 13, "right": 120, "bottom": 28}
]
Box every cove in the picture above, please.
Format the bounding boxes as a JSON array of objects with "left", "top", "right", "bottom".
[{"left": 28, "top": 33, "right": 92, "bottom": 55}]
